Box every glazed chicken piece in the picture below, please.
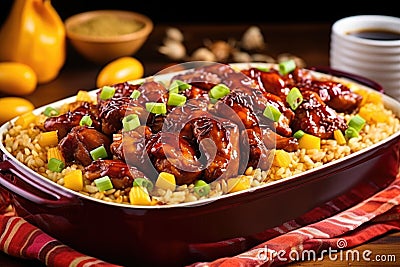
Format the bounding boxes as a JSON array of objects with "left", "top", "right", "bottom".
[
  {"left": 110, "top": 125, "right": 156, "bottom": 179},
  {"left": 157, "top": 103, "right": 240, "bottom": 184},
  {"left": 97, "top": 80, "right": 169, "bottom": 134},
  {"left": 222, "top": 70, "right": 295, "bottom": 137},
  {"left": 213, "top": 90, "right": 278, "bottom": 170},
  {"left": 241, "top": 68, "right": 291, "bottom": 100},
  {"left": 240, "top": 128, "right": 273, "bottom": 171},
  {"left": 146, "top": 132, "right": 204, "bottom": 185},
  {"left": 181, "top": 84, "right": 210, "bottom": 101},
  {"left": 291, "top": 68, "right": 363, "bottom": 113},
  {"left": 170, "top": 63, "right": 234, "bottom": 91},
  {"left": 214, "top": 90, "right": 298, "bottom": 154},
  {"left": 290, "top": 90, "right": 348, "bottom": 139},
  {"left": 84, "top": 159, "right": 146, "bottom": 190},
  {"left": 190, "top": 115, "right": 240, "bottom": 182},
  {"left": 135, "top": 80, "right": 169, "bottom": 106},
  {"left": 58, "top": 126, "right": 111, "bottom": 166},
  {"left": 96, "top": 82, "right": 141, "bottom": 104},
  {"left": 98, "top": 97, "right": 148, "bottom": 135},
  {"left": 43, "top": 101, "right": 101, "bottom": 139}
]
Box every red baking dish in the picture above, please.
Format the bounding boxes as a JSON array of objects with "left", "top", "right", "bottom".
[{"left": 0, "top": 64, "right": 399, "bottom": 267}]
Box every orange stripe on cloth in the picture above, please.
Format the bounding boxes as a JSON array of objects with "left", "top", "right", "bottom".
[
  {"left": 0, "top": 215, "right": 122, "bottom": 267},
  {"left": 188, "top": 175, "right": 400, "bottom": 267}
]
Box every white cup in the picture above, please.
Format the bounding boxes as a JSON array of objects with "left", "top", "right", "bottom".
[{"left": 330, "top": 15, "right": 400, "bottom": 100}]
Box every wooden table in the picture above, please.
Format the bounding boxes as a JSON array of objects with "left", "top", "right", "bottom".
[{"left": 1, "top": 23, "right": 399, "bottom": 267}]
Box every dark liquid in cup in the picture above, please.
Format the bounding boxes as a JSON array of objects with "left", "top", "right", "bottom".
[{"left": 347, "top": 29, "right": 400, "bottom": 41}]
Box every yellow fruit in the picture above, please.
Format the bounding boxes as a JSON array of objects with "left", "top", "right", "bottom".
[
  {"left": 0, "top": 62, "right": 37, "bottom": 95},
  {"left": 0, "top": 97, "right": 35, "bottom": 124},
  {"left": 96, "top": 56, "right": 144, "bottom": 88},
  {"left": 0, "top": 0, "right": 66, "bottom": 84}
]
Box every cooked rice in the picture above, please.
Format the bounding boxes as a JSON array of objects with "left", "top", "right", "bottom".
[{"left": 2, "top": 87, "right": 400, "bottom": 206}]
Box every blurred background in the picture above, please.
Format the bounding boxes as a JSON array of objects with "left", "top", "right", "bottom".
[{"left": 1, "top": 0, "right": 400, "bottom": 25}]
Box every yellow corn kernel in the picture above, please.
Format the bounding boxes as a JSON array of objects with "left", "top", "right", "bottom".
[
  {"left": 64, "top": 170, "right": 83, "bottom": 191},
  {"left": 38, "top": 131, "right": 58, "bottom": 147},
  {"left": 47, "top": 147, "right": 65, "bottom": 163},
  {"left": 129, "top": 186, "right": 152, "bottom": 205},
  {"left": 227, "top": 176, "right": 251, "bottom": 193},
  {"left": 155, "top": 172, "right": 176, "bottom": 191},
  {"left": 298, "top": 133, "right": 320, "bottom": 150},
  {"left": 76, "top": 90, "right": 95, "bottom": 103},
  {"left": 273, "top": 149, "right": 291, "bottom": 167},
  {"left": 14, "top": 112, "right": 36, "bottom": 128},
  {"left": 333, "top": 129, "right": 346, "bottom": 145}
]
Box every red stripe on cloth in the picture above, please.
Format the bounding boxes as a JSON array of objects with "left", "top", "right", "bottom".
[
  {"left": 0, "top": 215, "right": 122, "bottom": 267},
  {"left": 45, "top": 244, "right": 121, "bottom": 267},
  {"left": 188, "top": 175, "right": 400, "bottom": 267}
]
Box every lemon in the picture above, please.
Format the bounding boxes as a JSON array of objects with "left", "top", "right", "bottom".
[
  {"left": 96, "top": 56, "right": 144, "bottom": 88},
  {"left": 0, "top": 62, "right": 37, "bottom": 95},
  {"left": 0, "top": 97, "right": 35, "bottom": 124}
]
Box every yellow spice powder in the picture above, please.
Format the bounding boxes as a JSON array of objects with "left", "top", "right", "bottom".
[{"left": 71, "top": 15, "right": 144, "bottom": 37}]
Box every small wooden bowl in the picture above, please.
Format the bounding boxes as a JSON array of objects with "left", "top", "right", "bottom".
[{"left": 65, "top": 10, "right": 153, "bottom": 64}]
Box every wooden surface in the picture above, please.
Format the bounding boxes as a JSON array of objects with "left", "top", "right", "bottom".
[{"left": 1, "top": 22, "right": 400, "bottom": 267}]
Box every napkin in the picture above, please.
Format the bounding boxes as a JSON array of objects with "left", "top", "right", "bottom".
[
  {"left": 0, "top": 170, "right": 399, "bottom": 267},
  {"left": 189, "top": 170, "right": 400, "bottom": 267}
]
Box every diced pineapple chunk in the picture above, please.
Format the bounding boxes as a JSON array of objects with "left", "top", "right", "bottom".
[
  {"left": 47, "top": 147, "right": 65, "bottom": 163},
  {"left": 129, "top": 186, "right": 152, "bottom": 205},
  {"left": 64, "top": 170, "right": 83, "bottom": 191},
  {"left": 298, "top": 133, "right": 320, "bottom": 150},
  {"left": 358, "top": 103, "right": 388, "bottom": 123},
  {"left": 38, "top": 131, "right": 58, "bottom": 147},
  {"left": 227, "top": 176, "right": 251, "bottom": 193},
  {"left": 14, "top": 112, "right": 36, "bottom": 128},
  {"left": 76, "top": 90, "right": 95, "bottom": 103},
  {"left": 273, "top": 149, "right": 291, "bottom": 167},
  {"left": 155, "top": 172, "right": 176, "bottom": 191}
]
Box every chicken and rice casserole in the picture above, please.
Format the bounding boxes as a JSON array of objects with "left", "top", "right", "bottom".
[{"left": 2, "top": 62, "right": 400, "bottom": 206}]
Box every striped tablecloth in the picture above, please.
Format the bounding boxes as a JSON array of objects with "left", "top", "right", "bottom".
[{"left": 1, "top": 171, "right": 400, "bottom": 267}]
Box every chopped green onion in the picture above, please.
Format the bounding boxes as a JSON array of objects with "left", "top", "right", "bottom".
[
  {"left": 100, "top": 86, "right": 116, "bottom": 100},
  {"left": 90, "top": 145, "right": 108, "bottom": 160},
  {"left": 193, "top": 180, "right": 210, "bottom": 197},
  {"left": 256, "top": 66, "right": 270, "bottom": 72},
  {"left": 209, "top": 98, "right": 218, "bottom": 104},
  {"left": 169, "top": 79, "right": 191, "bottom": 94},
  {"left": 94, "top": 176, "right": 113, "bottom": 192},
  {"left": 130, "top": 90, "right": 141, "bottom": 99},
  {"left": 293, "top": 129, "right": 305, "bottom": 139},
  {"left": 348, "top": 114, "right": 366, "bottom": 132},
  {"left": 48, "top": 158, "right": 64, "bottom": 173},
  {"left": 145, "top": 102, "right": 167, "bottom": 114},
  {"left": 168, "top": 92, "right": 187, "bottom": 106},
  {"left": 43, "top": 106, "right": 59, "bottom": 117},
  {"left": 122, "top": 114, "right": 140, "bottom": 131},
  {"left": 345, "top": 126, "right": 359, "bottom": 139},
  {"left": 263, "top": 104, "right": 281, "bottom": 122},
  {"left": 133, "top": 177, "right": 154, "bottom": 192},
  {"left": 79, "top": 115, "right": 93, "bottom": 127},
  {"left": 278, "top": 59, "right": 296, "bottom": 75},
  {"left": 209, "top": 84, "right": 230, "bottom": 100},
  {"left": 286, "top": 87, "right": 303, "bottom": 110}
]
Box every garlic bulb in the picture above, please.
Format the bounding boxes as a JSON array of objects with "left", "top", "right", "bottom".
[
  {"left": 165, "top": 27, "right": 184, "bottom": 42},
  {"left": 190, "top": 47, "right": 216, "bottom": 61},
  {"left": 205, "top": 40, "right": 232, "bottom": 62},
  {"left": 241, "top": 26, "right": 265, "bottom": 51},
  {"left": 158, "top": 39, "right": 187, "bottom": 61}
]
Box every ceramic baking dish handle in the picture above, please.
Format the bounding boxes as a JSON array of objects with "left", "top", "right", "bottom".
[
  {"left": 310, "top": 66, "right": 384, "bottom": 93},
  {"left": 0, "top": 159, "right": 81, "bottom": 207}
]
